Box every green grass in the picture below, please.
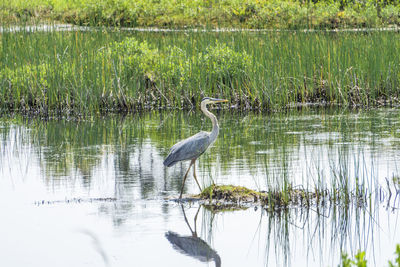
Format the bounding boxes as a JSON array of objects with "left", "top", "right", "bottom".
[
  {"left": 2, "top": 0, "right": 400, "bottom": 29},
  {"left": 1, "top": 30, "right": 400, "bottom": 114}
]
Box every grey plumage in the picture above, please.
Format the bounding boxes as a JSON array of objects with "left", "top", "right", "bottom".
[
  {"left": 163, "top": 131, "right": 210, "bottom": 167},
  {"left": 163, "top": 97, "right": 228, "bottom": 198}
]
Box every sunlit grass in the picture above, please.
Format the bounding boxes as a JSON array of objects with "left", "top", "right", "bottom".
[
  {"left": 2, "top": 0, "right": 400, "bottom": 29},
  {"left": 1, "top": 29, "right": 400, "bottom": 115}
]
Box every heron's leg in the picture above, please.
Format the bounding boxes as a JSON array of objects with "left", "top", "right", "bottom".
[
  {"left": 193, "top": 205, "right": 201, "bottom": 235},
  {"left": 180, "top": 204, "right": 195, "bottom": 235},
  {"left": 192, "top": 159, "right": 202, "bottom": 191},
  {"left": 179, "top": 161, "right": 194, "bottom": 199}
]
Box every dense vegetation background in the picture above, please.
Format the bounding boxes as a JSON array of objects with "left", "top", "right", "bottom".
[
  {"left": 2, "top": 0, "right": 400, "bottom": 29},
  {"left": 1, "top": 1, "right": 400, "bottom": 114},
  {"left": 2, "top": 31, "right": 399, "bottom": 114}
]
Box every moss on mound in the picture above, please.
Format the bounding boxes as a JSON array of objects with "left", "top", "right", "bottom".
[
  {"left": 199, "top": 184, "right": 266, "bottom": 202},
  {"left": 197, "top": 184, "right": 323, "bottom": 210}
]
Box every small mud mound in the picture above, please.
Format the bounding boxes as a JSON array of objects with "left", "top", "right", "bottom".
[
  {"left": 195, "top": 184, "right": 322, "bottom": 210},
  {"left": 198, "top": 184, "right": 266, "bottom": 203}
]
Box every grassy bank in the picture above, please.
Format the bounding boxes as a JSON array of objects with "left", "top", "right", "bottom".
[
  {"left": 1, "top": 30, "right": 400, "bottom": 114},
  {"left": 1, "top": 0, "right": 400, "bottom": 29}
]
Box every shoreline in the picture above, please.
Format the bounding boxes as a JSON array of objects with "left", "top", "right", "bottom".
[{"left": 1, "top": 23, "right": 400, "bottom": 33}]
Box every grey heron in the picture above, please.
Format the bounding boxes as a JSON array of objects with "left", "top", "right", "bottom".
[{"left": 163, "top": 97, "right": 228, "bottom": 198}]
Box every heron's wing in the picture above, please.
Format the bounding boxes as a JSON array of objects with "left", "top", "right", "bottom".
[{"left": 163, "top": 131, "right": 210, "bottom": 167}]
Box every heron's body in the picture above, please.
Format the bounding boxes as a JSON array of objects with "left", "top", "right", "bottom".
[
  {"left": 163, "top": 131, "right": 210, "bottom": 167},
  {"left": 163, "top": 97, "right": 228, "bottom": 198}
]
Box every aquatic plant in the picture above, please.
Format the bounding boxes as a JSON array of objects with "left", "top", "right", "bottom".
[
  {"left": 2, "top": 30, "right": 400, "bottom": 114},
  {"left": 340, "top": 251, "right": 367, "bottom": 267},
  {"left": 388, "top": 244, "right": 400, "bottom": 267},
  {"left": 1, "top": 33, "right": 255, "bottom": 113}
]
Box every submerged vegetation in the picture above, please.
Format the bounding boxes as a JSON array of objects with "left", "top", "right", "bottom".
[
  {"left": 1, "top": 30, "right": 400, "bottom": 114},
  {"left": 2, "top": 0, "right": 400, "bottom": 29}
]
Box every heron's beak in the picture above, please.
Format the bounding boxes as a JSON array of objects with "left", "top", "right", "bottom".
[{"left": 212, "top": 99, "right": 229, "bottom": 103}]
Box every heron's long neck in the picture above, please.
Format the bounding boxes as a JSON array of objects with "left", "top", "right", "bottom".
[{"left": 201, "top": 102, "right": 219, "bottom": 143}]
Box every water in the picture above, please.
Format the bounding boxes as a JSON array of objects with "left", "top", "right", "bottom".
[{"left": 0, "top": 108, "right": 399, "bottom": 267}]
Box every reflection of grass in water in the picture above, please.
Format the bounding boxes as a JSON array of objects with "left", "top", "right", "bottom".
[
  {"left": 197, "top": 193, "right": 388, "bottom": 266},
  {"left": 1, "top": 108, "right": 399, "bottom": 199},
  {"left": 260, "top": 193, "right": 388, "bottom": 267},
  {"left": 1, "top": 110, "right": 399, "bottom": 266},
  {"left": 197, "top": 144, "right": 398, "bottom": 266},
  {"left": 256, "top": 147, "right": 399, "bottom": 265}
]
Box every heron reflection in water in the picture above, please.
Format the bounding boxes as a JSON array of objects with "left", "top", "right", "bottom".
[
  {"left": 165, "top": 205, "right": 221, "bottom": 267},
  {"left": 164, "top": 97, "right": 228, "bottom": 198}
]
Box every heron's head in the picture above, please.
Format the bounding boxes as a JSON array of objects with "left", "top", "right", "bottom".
[{"left": 201, "top": 97, "right": 228, "bottom": 105}]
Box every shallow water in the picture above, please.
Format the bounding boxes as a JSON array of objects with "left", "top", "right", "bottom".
[{"left": 0, "top": 108, "right": 399, "bottom": 267}]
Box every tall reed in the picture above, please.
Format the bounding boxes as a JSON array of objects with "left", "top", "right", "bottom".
[{"left": 1, "top": 28, "right": 400, "bottom": 114}]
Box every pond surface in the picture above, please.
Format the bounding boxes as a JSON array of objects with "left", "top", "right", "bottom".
[{"left": 0, "top": 108, "right": 399, "bottom": 267}]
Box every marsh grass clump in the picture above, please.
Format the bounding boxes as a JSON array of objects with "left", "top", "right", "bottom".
[
  {"left": 95, "top": 37, "right": 251, "bottom": 109},
  {"left": 389, "top": 244, "right": 400, "bottom": 267},
  {"left": 197, "top": 181, "right": 379, "bottom": 211},
  {"left": 340, "top": 251, "right": 368, "bottom": 267},
  {"left": 1, "top": 34, "right": 252, "bottom": 113},
  {"left": 340, "top": 244, "right": 400, "bottom": 267},
  {"left": 98, "top": 37, "right": 160, "bottom": 82},
  {"left": 99, "top": 38, "right": 250, "bottom": 93},
  {"left": 197, "top": 42, "right": 251, "bottom": 91},
  {"left": 263, "top": 188, "right": 321, "bottom": 209},
  {"left": 2, "top": 31, "right": 400, "bottom": 114}
]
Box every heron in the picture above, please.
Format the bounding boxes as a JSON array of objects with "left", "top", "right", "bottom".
[{"left": 163, "top": 97, "right": 228, "bottom": 198}]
